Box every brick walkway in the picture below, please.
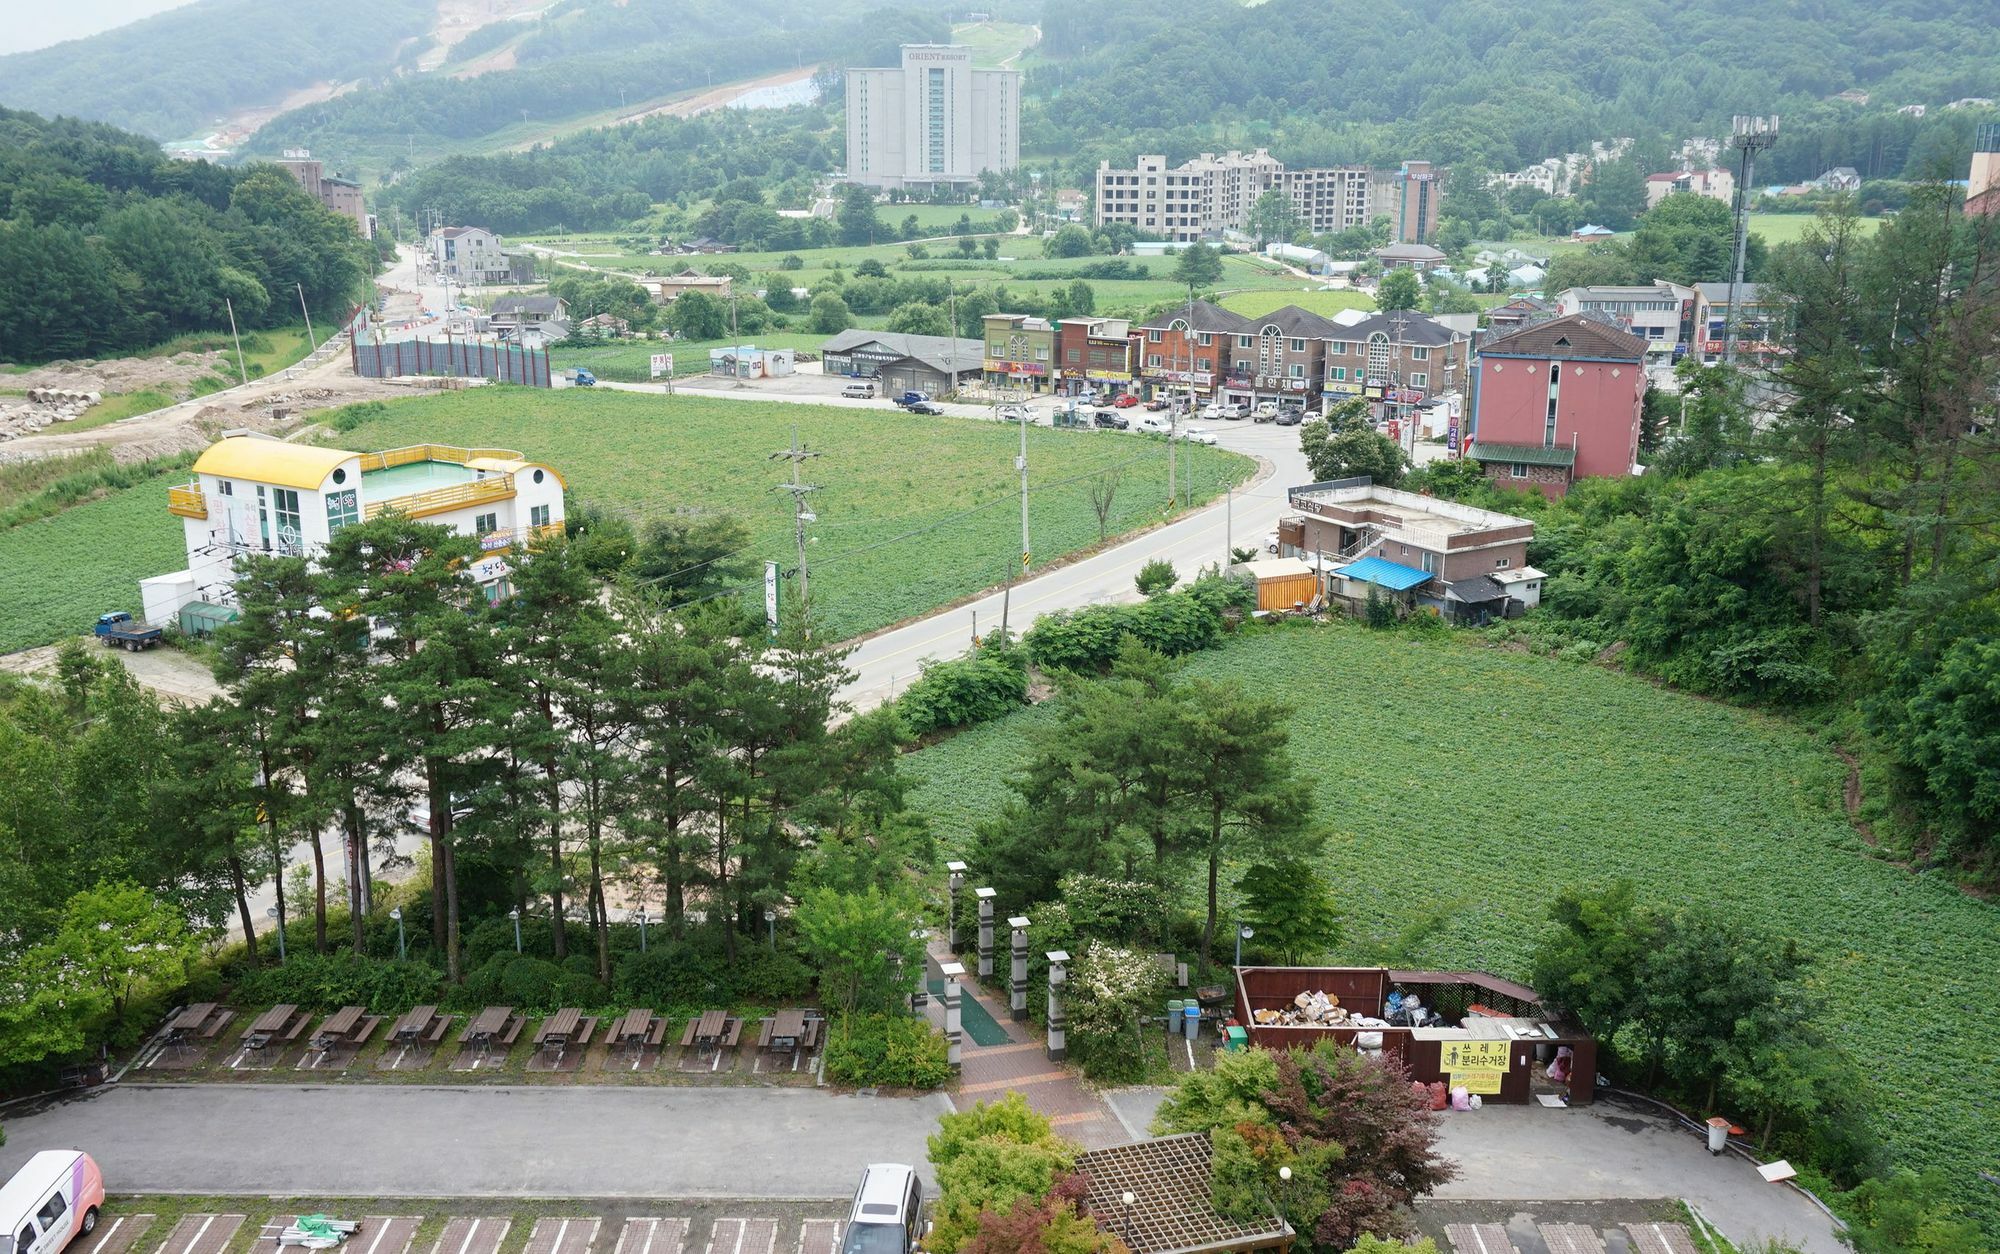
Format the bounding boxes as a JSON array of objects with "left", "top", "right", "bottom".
[{"left": 928, "top": 948, "right": 1128, "bottom": 1150}]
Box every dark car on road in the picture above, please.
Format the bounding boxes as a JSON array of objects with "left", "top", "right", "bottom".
[
  {"left": 1092, "top": 410, "right": 1129, "bottom": 429},
  {"left": 893, "top": 391, "right": 928, "bottom": 407},
  {"left": 1274, "top": 408, "right": 1306, "bottom": 426},
  {"left": 907, "top": 400, "right": 946, "bottom": 415}
]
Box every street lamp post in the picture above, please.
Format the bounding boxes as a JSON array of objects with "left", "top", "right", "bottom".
[
  {"left": 509, "top": 906, "right": 522, "bottom": 954},
  {"left": 1235, "top": 923, "right": 1254, "bottom": 968},
  {"left": 636, "top": 910, "right": 650, "bottom": 954},
  {"left": 390, "top": 907, "right": 405, "bottom": 961},
  {"left": 267, "top": 906, "right": 287, "bottom": 962},
  {"left": 1120, "top": 1192, "right": 1135, "bottom": 1247},
  {"left": 764, "top": 909, "right": 778, "bottom": 950}
]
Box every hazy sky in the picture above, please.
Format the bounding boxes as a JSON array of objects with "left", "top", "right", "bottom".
[{"left": 0, "top": 0, "right": 200, "bottom": 55}]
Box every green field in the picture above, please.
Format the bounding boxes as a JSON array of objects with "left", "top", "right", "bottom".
[
  {"left": 328, "top": 390, "right": 1252, "bottom": 640},
  {"left": 901, "top": 623, "right": 2000, "bottom": 1216},
  {"left": 0, "top": 465, "right": 191, "bottom": 651},
  {"left": 1219, "top": 288, "right": 1376, "bottom": 319},
  {"left": 550, "top": 332, "right": 830, "bottom": 382},
  {"left": 1744, "top": 211, "right": 1887, "bottom": 245}
]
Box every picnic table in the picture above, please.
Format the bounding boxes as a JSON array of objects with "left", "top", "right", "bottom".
[
  {"left": 462, "top": 1004, "right": 524, "bottom": 1056},
  {"left": 310, "top": 1006, "right": 375, "bottom": 1052},
  {"left": 763, "top": 1009, "right": 808, "bottom": 1051},
  {"left": 392, "top": 1005, "right": 440, "bottom": 1045},
  {"left": 168, "top": 1002, "right": 218, "bottom": 1039},
  {"left": 539, "top": 1008, "right": 582, "bottom": 1048},
  {"left": 680, "top": 1010, "right": 742, "bottom": 1052},
  {"left": 242, "top": 1004, "right": 304, "bottom": 1051},
  {"left": 612, "top": 1008, "right": 664, "bottom": 1047}
]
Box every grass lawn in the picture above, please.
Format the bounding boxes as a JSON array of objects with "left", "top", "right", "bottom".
[
  {"left": 1745, "top": 212, "right": 1886, "bottom": 245},
  {"left": 328, "top": 390, "right": 1253, "bottom": 641},
  {"left": 890, "top": 204, "right": 1015, "bottom": 231},
  {"left": 900, "top": 622, "right": 2000, "bottom": 1219},
  {"left": 1219, "top": 289, "right": 1376, "bottom": 319},
  {"left": 0, "top": 464, "right": 191, "bottom": 651}
]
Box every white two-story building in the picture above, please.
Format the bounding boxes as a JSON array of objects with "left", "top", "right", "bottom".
[{"left": 143, "top": 434, "right": 567, "bottom": 627}]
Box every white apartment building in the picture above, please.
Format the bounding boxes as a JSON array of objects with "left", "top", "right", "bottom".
[
  {"left": 1094, "top": 150, "right": 1434, "bottom": 242},
  {"left": 1555, "top": 282, "right": 1696, "bottom": 366},
  {"left": 427, "top": 226, "right": 511, "bottom": 284},
  {"left": 1644, "top": 167, "right": 1735, "bottom": 209},
  {"left": 145, "top": 434, "right": 567, "bottom": 626},
  {"left": 845, "top": 45, "right": 1020, "bottom": 191}
]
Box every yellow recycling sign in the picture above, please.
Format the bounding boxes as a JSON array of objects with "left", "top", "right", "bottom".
[
  {"left": 1451, "top": 1070, "right": 1505, "bottom": 1094},
  {"left": 1438, "top": 1040, "right": 1511, "bottom": 1071}
]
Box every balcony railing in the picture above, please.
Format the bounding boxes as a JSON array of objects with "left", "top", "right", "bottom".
[
  {"left": 167, "top": 484, "right": 208, "bottom": 519},
  {"left": 356, "top": 444, "right": 524, "bottom": 473},
  {"left": 475, "top": 522, "right": 566, "bottom": 550},
  {"left": 364, "top": 473, "right": 515, "bottom": 522}
]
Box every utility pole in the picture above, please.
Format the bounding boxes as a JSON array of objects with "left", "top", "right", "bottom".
[
  {"left": 1224, "top": 486, "right": 1233, "bottom": 567},
  {"left": 770, "top": 428, "right": 821, "bottom": 632},
  {"left": 729, "top": 293, "right": 745, "bottom": 387},
  {"left": 1018, "top": 385, "right": 1031, "bottom": 574},
  {"left": 224, "top": 297, "right": 249, "bottom": 386},
  {"left": 1169, "top": 284, "right": 1194, "bottom": 506},
  {"left": 296, "top": 283, "right": 317, "bottom": 352},
  {"left": 1723, "top": 116, "right": 1779, "bottom": 367}
]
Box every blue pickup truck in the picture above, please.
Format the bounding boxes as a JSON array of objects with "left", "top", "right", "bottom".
[{"left": 94, "top": 611, "right": 164, "bottom": 651}]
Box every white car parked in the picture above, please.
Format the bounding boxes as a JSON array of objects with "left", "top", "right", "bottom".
[
  {"left": 1178, "top": 427, "right": 1219, "bottom": 445},
  {"left": 1132, "top": 413, "right": 1172, "bottom": 434}
]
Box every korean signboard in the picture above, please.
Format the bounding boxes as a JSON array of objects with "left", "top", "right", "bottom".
[
  {"left": 650, "top": 353, "right": 674, "bottom": 379},
  {"left": 1438, "top": 1040, "right": 1510, "bottom": 1071}
]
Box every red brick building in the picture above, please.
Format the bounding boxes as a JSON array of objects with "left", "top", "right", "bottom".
[
  {"left": 1054, "top": 316, "right": 1138, "bottom": 398},
  {"left": 1466, "top": 314, "right": 1647, "bottom": 497},
  {"left": 1135, "top": 299, "right": 1250, "bottom": 402}
]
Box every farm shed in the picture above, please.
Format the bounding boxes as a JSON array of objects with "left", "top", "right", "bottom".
[
  {"left": 1237, "top": 557, "right": 1319, "bottom": 612},
  {"left": 1232, "top": 966, "right": 1597, "bottom": 1105}
]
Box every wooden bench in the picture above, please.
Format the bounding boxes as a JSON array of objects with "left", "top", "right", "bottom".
[
  {"left": 720, "top": 1019, "right": 743, "bottom": 1048},
  {"left": 757, "top": 1020, "right": 776, "bottom": 1048},
  {"left": 498, "top": 1016, "right": 525, "bottom": 1047},
  {"left": 423, "top": 1015, "right": 450, "bottom": 1045},
  {"left": 644, "top": 1017, "right": 666, "bottom": 1046},
  {"left": 281, "top": 1012, "right": 310, "bottom": 1043},
  {"left": 352, "top": 1016, "right": 381, "bottom": 1045},
  {"left": 200, "top": 1010, "right": 233, "bottom": 1039},
  {"left": 679, "top": 1020, "right": 699, "bottom": 1048},
  {"left": 573, "top": 1017, "right": 597, "bottom": 1047},
  {"left": 801, "top": 1019, "right": 823, "bottom": 1050}
]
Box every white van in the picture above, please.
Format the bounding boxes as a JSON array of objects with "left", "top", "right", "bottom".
[
  {"left": 0, "top": 1152, "right": 105, "bottom": 1254},
  {"left": 840, "top": 1164, "right": 923, "bottom": 1254},
  {"left": 841, "top": 382, "right": 876, "bottom": 399}
]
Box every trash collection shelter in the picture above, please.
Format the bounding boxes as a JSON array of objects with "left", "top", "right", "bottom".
[{"left": 1232, "top": 966, "right": 1597, "bottom": 1104}]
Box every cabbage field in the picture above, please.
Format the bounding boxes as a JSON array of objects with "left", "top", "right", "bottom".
[{"left": 901, "top": 621, "right": 2000, "bottom": 1226}]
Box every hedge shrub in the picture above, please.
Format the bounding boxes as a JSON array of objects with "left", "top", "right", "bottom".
[
  {"left": 231, "top": 952, "right": 444, "bottom": 1014},
  {"left": 1024, "top": 573, "right": 1253, "bottom": 673},
  {"left": 822, "top": 1013, "right": 953, "bottom": 1089},
  {"left": 899, "top": 643, "right": 1029, "bottom": 737},
  {"left": 614, "top": 934, "right": 814, "bottom": 1011},
  {"left": 449, "top": 955, "right": 604, "bottom": 1014}
]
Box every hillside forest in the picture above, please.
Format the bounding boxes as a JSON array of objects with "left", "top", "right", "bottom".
[{"left": 0, "top": 109, "right": 377, "bottom": 365}]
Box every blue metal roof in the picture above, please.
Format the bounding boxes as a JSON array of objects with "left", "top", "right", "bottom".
[{"left": 1335, "top": 556, "right": 1434, "bottom": 591}]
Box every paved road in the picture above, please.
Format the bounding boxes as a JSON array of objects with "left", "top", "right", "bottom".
[
  {"left": 0, "top": 1084, "right": 949, "bottom": 1197},
  {"left": 1103, "top": 1089, "right": 1844, "bottom": 1254}
]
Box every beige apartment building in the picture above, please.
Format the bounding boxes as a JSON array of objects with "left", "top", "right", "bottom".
[{"left": 1094, "top": 150, "right": 1439, "bottom": 243}]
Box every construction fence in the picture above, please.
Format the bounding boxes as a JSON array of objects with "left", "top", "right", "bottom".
[{"left": 350, "top": 337, "right": 552, "bottom": 387}]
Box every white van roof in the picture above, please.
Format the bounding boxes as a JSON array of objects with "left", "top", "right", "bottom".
[
  {"left": 854, "top": 1163, "right": 914, "bottom": 1218},
  {"left": 0, "top": 1152, "right": 83, "bottom": 1218}
]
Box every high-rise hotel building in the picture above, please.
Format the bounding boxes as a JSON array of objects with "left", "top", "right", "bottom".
[{"left": 845, "top": 44, "right": 1020, "bottom": 191}]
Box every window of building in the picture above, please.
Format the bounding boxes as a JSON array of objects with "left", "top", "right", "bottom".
[
  {"left": 1196, "top": 333, "right": 1212, "bottom": 347},
  {"left": 1148, "top": 354, "right": 1162, "bottom": 368},
  {"left": 1289, "top": 338, "right": 1306, "bottom": 352},
  {"left": 1411, "top": 372, "right": 1427, "bottom": 388},
  {"left": 1545, "top": 367, "right": 1561, "bottom": 446},
  {"left": 1236, "top": 335, "right": 1252, "bottom": 349},
  {"left": 988, "top": 342, "right": 1005, "bottom": 357},
  {"left": 1421, "top": 550, "right": 1439, "bottom": 573},
  {"left": 271, "top": 488, "right": 302, "bottom": 552},
  {"left": 1068, "top": 348, "right": 1081, "bottom": 363},
  {"left": 217, "top": 480, "right": 233, "bottom": 496},
  {"left": 1411, "top": 346, "right": 1429, "bottom": 361},
  {"left": 475, "top": 511, "right": 499, "bottom": 535},
  {"left": 326, "top": 488, "right": 359, "bottom": 534},
  {"left": 1148, "top": 330, "right": 1162, "bottom": 343},
  {"left": 1035, "top": 347, "right": 1049, "bottom": 360},
  {"left": 1511, "top": 462, "right": 1530, "bottom": 478},
  {"left": 1494, "top": 557, "right": 1511, "bottom": 569},
  {"left": 531, "top": 504, "right": 552, "bottom": 529},
  {"left": 1289, "top": 364, "right": 1304, "bottom": 378},
  {"left": 1197, "top": 357, "right": 1212, "bottom": 372},
  {"left": 1329, "top": 341, "right": 1346, "bottom": 355}
]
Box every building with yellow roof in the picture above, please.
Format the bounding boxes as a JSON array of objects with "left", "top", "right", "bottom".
[{"left": 142, "top": 433, "right": 566, "bottom": 628}]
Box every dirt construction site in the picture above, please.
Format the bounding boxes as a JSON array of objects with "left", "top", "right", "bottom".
[{"left": 0, "top": 277, "right": 455, "bottom": 467}]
